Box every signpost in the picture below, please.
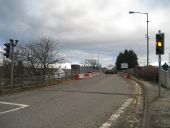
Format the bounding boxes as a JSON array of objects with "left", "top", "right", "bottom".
[{"left": 121, "top": 63, "right": 128, "bottom": 69}]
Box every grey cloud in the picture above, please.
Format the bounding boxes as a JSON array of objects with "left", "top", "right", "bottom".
[
  {"left": 0, "top": 0, "right": 26, "bottom": 20},
  {"left": 138, "top": 0, "right": 170, "bottom": 8},
  {"left": 0, "top": 0, "right": 170, "bottom": 66},
  {"left": 0, "top": 1, "right": 39, "bottom": 45}
]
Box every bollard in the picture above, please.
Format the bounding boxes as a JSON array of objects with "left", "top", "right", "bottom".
[
  {"left": 127, "top": 73, "right": 131, "bottom": 79},
  {"left": 74, "top": 74, "right": 80, "bottom": 80}
]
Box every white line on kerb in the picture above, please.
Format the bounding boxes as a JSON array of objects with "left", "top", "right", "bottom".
[
  {"left": 0, "top": 101, "right": 29, "bottom": 115},
  {"left": 99, "top": 98, "right": 133, "bottom": 128}
]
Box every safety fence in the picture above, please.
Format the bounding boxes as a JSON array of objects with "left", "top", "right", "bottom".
[
  {"left": 0, "top": 71, "right": 100, "bottom": 89},
  {"left": 0, "top": 73, "right": 71, "bottom": 89}
]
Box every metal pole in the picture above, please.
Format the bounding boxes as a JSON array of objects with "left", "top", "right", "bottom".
[
  {"left": 97, "top": 53, "right": 99, "bottom": 66},
  {"left": 129, "top": 11, "right": 149, "bottom": 66},
  {"left": 158, "top": 55, "right": 161, "bottom": 97},
  {"left": 97, "top": 53, "right": 103, "bottom": 68},
  {"left": 169, "top": 53, "right": 170, "bottom": 66},
  {"left": 146, "top": 13, "right": 149, "bottom": 66},
  {"left": 10, "top": 44, "right": 14, "bottom": 87}
]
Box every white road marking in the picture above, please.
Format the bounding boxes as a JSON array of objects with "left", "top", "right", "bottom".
[
  {"left": 0, "top": 101, "right": 29, "bottom": 115},
  {"left": 99, "top": 98, "right": 133, "bottom": 128}
]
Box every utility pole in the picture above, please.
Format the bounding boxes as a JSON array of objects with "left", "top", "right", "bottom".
[
  {"left": 97, "top": 54, "right": 99, "bottom": 65},
  {"left": 97, "top": 53, "right": 103, "bottom": 68},
  {"left": 146, "top": 13, "right": 149, "bottom": 66}
]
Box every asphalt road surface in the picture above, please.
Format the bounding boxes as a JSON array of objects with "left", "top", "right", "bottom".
[{"left": 0, "top": 74, "right": 143, "bottom": 128}]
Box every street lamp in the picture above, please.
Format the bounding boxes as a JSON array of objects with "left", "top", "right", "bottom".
[
  {"left": 97, "top": 53, "right": 104, "bottom": 68},
  {"left": 129, "top": 11, "right": 149, "bottom": 66}
]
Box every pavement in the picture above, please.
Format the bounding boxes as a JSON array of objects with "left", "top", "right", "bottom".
[
  {"left": 134, "top": 78, "right": 170, "bottom": 128},
  {"left": 150, "top": 86, "right": 170, "bottom": 128}
]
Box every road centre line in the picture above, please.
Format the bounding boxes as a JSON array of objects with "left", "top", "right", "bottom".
[
  {"left": 99, "top": 98, "right": 133, "bottom": 128},
  {"left": 0, "top": 101, "right": 29, "bottom": 115}
]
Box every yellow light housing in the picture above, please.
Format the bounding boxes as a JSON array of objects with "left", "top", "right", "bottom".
[{"left": 157, "top": 42, "right": 162, "bottom": 47}]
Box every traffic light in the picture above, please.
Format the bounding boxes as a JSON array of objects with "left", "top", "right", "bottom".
[
  {"left": 156, "top": 33, "right": 164, "bottom": 55},
  {"left": 4, "top": 43, "right": 11, "bottom": 58}
]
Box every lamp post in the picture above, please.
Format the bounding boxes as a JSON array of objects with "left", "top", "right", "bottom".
[
  {"left": 97, "top": 53, "right": 104, "bottom": 68},
  {"left": 129, "top": 11, "right": 149, "bottom": 66}
]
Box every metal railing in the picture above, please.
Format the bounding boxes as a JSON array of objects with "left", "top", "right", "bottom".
[{"left": 0, "top": 73, "right": 71, "bottom": 89}]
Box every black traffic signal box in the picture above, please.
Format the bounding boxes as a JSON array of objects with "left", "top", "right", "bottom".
[
  {"left": 4, "top": 43, "right": 11, "bottom": 58},
  {"left": 156, "top": 33, "right": 164, "bottom": 55}
]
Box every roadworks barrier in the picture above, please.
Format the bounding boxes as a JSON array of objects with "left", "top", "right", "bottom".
[
  {"left": 121, "top": 72, "right": 131, "bottom": 79},
  {"left": 74, "top": 72, "right": 99, "bottom": 80}
]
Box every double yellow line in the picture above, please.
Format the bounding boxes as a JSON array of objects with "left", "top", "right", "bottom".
[{"left": 133, "top": 83, "right": 142, "bottom": 106}]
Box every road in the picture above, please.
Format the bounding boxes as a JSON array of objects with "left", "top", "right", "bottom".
[{"left": 0, "top": 74, "right": 143, "bottom": 128}]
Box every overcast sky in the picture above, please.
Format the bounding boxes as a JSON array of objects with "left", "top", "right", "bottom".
[{"left": 0, "top": 0, "right": 170, "bottom": 67}]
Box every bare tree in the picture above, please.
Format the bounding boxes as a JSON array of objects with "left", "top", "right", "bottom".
[
  {"left": 27, "top": 38, "right": 60, "bottom": 75},
  {"left": 84, "top": 59, "right": 98, "bottom": 68},
  {"left": 10, "top": 44, "right": 31, "bottom": 77},
  {"left": 1, "top": 37, "right": 63, "bottom": 77}
]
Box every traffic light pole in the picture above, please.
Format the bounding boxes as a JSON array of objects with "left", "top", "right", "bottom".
[
  {"left": 156, "top": 30, "right": 164, "bottom": 97},
  {"left": 158, "top": 55, "right": 161, "bottom": 97},
  {"left": 3, "top": 39, "right": 18, "bottom": 86},
  {"left": 10, "top": 44, "right": 14, "bottom": 87},
  {"left": 9, "top": 39, "right": 18, "bottom": 87}
]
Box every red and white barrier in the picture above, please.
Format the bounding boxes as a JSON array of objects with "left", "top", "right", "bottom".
[
  {"left": 74, "top": 72, "right": 99, "bottom": 80},
  {"left": 74, "top": 74, "right": 80, "bottom": 80},
  {"left": 121, "top": 72, "right": 131, "bottom": 79}
]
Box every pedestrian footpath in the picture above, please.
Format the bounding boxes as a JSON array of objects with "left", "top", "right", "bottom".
[
  {"left": 150, "top": 87, "right": 170, "bottom": 128},
  {"left": 137, "top": 80, "right": 170, "bottom": 128}
]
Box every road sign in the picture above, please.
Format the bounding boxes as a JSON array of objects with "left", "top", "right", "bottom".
[{"left": 121, "top": 63, "right": 128, "bottom": 69}]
